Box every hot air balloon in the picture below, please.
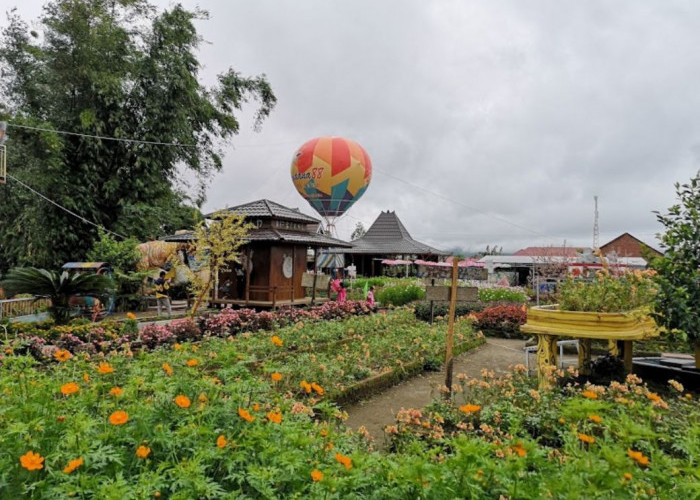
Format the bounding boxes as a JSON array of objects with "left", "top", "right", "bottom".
[{"left": 290, "top": 136, "right": 372, "bottom": 234}]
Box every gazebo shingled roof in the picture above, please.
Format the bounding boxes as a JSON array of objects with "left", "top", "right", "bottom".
[
  {"left": 161, "top": 199, "right": 350, "bottom": 248},
  {"left": 339, "top": 211, "right": 447, "bottom": 255},
  {"left": 206, "top": 199, "right": 320, "bottom": 224}
]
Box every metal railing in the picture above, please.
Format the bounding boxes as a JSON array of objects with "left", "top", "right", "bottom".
[{"left": 0, "top": 297, "right": 52, "bottom": 319}]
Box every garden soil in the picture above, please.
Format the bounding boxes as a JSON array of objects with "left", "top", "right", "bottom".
[{"left": 342, "top": 338, "right": 577, "bottom": 448}]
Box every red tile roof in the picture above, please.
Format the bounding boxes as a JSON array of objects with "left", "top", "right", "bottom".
[{"left": 512, "top": 247, "right": 583, "bottom": 257}]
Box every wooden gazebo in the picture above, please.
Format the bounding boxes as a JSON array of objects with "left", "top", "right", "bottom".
[{"left": 162, "top": 199, "right": 350, "bottom": 308}]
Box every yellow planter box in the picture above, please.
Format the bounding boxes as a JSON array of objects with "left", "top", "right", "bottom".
[{"left": 522, "top": 305, "right": 660, "bottom": 341}]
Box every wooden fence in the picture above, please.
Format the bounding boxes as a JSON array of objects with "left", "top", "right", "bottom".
[{"left": 0, "top": 297, "right": 52, "bottom": 319}]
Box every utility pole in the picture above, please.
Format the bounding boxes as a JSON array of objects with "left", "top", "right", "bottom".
[{"left": 593, "top": 195, "right": 600, "bottom": 249}]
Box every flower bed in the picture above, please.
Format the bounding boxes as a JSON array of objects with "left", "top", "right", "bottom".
[
  {"left": 385, "top": 367, "right": 698, "bottom": 498},
  {"left": 210, "top": 309, "right": 483, "bottom": 401},
  {"left": 1, "top": 331, "right": 695, "bottom": 498},
  {"left": 3, "top": 301, "right": 373, "bottom": 363}
]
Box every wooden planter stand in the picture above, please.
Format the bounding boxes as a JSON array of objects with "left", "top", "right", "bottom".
[{"left": 522, "top": 305, "right": 660, "bottom": 386}]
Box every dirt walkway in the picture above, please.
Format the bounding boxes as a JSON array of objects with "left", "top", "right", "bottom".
[{"left": 342, "top": 339, "right": 528, "bottom": 445}]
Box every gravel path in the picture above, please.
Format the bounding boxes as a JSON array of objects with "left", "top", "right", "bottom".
[{"left": 342, "top": 338, "right": 530, "bottom": 446}]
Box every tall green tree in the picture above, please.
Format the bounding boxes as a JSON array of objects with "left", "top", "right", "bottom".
[
  {"left": 0, "top": 0, "right": 275, "bottom": 270},
  {"left": 650, "top": 171, "right": 700, "bottom": 348}
]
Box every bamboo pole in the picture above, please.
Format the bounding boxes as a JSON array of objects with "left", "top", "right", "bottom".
[
  {"left": 444, "top": 257, "right": 459, "bottom": 400},
  {"left": 245, "top": 247, "right": 252, "bottom": 305},
  {"left": 311, "top": 248, "right": 318, "bottom": 305}
]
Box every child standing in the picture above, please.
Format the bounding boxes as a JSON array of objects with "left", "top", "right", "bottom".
[
  {"left": 337, "top": 281, "right": 347, "bottom": 303},
  {"left": 366, "top": 286, "right": 375, "bottom": 307}
]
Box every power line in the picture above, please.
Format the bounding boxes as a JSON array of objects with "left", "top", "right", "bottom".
[
  {"left": 8, "top": 123, "right": 196, "bottom": 148},
  {"left": 9, "top": 123, "right": 301, "bottom": 150},
  {"left": 7, "top": 174, "right": 127, "bottom": 240}
]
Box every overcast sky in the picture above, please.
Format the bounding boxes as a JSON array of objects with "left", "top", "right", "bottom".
[{"left": 9, "top": 1, "right": 700, "bottom": 253}]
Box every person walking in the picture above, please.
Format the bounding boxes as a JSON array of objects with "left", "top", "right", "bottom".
[{"left": 154, "top": 271, "right": 172, "bottom": 318}]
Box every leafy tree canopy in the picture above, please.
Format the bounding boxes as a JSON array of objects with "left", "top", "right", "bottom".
[
  {"left": 85, "top": 228, "right": 141, "bottom": 273},
  {"left": 350, "top": 222, "right": 366, "bottom": 241},
  {"left": 650, "top": 171, "right": 700, "bottom": 345},
  {"left": 0, "top": 0, "right": 275, "bottom": 271}
]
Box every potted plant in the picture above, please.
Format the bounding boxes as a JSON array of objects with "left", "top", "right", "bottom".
[{"left": 522, "top": 268, "right": 659, "bottom": 379}]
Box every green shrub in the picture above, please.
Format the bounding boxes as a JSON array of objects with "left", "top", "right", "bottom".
[
  {"left": 376, "top": 282, "right": 425, "bottom": 306},
  {"left": 352, "top": 277, "right": 392, "bottom": 289},
  {"left": 558, "top": 271, "right": 656, "bottom": 312},
  {"left": 477, "top": 287, "right": 527, "bottom": 303},
  {"left": 413, "top": 301, "right": 485, "bottom": 322}
]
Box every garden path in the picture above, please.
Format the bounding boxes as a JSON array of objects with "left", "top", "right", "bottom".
[{"left": 342, "top": 338, "right": 532, "bottom": 447}]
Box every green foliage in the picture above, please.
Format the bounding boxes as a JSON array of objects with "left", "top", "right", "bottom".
[
  {"left": 1, "top": 331, "right": 695, "bottom": 498},
  {"left": 387, "top": 370, "right": 699, "bottom": 499},
  {"left": 557, "top": 271, "right": 657, "bottom": 312},
  {"left": 1, "top": 267, "right": 111, "bottom": 324},
  {"left": 86, "top": 228, "right": 142, "bottom": 273},
  {"left": 375, "top": 281, "right": 425, "bottom": 306},
  {"left": 350, "top": 276, "right": 392, "bottom": 289},
  {"left": 0, "top": 0, "right": 275, "bottom": 269},
  {"left": 413, "top": 301, "right": 486, "bottom": 322},
  {"left": 650, "top": 171, "right": 700, "bottom": 345},
  {"left": 477, "top": 287, "right": 528, "bottom": 303},
  {"left": 188, "top": 211, "right": 253, "bottom": 315}
]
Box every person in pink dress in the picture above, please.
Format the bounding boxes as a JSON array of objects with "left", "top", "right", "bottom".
[
  {"left": 366, "top": 286, "right": 375, "bottom": 307},
  {"left": 337, "top": 281, "right": 347, "bottom": 303}
]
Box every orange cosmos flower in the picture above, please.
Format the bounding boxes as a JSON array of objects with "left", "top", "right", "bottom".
[
  {"left": 459, "top": 404, "right": 482, "bottom": 414},
  {"left": 646, "top": 392, "right": 662, "bottom": 403},
  {"left": 335, "top": 452, "right": 352, "bottom": 469},
  {"left": 623, "top": 472, "right": 633, "bottom": 481},
  {"left": 311, "top": 382, "right": 324, "bottom": 395},
  {"left": 109, "top": 387, "right": 123, "bottom": 397},
  {"left": 62, "top": 457, "right": 83, "bottom": 474},
  {"left": 174, "top": 343, "right": 183, "bottom": 351},
  {"left": 300, "top": 380, "right": 312, "bottom": 394},
  {"left": 54, "top": 349, "right": 72, "bottom": 362},
  {"left": 97, "top": 362, "right": 114, "bottom": 374},
  {"left": 19, "top": 451, "right": 44, "bottom": 471},
  {"left": 270, "top": 372, "right": 283, "bottom": 382},
  {"left": 588, "top": 415, "right": 602, "bottom": 423},
  {"left": 238, "top": 408, "right": 255, "bottom": 422},
  {"left": 126, "top": 312, "right": 137, "bottom": 320},
  {"left": 627, "top": 449, "right": 650, "bottom": 466},
  {"left": 511, "top": 443, "right": 527, "bottom": 457},
  {"left": 217, "top": 435, "right": 227, "bottom": 448},
  {"left": 162, "top": 363, "right": 173, "bottom": 376},
  {"left": 311, "top": 469, "right": 323, "bottom": 482},
  {"left": 578, "top": 433, "right": 595, "bottom": 444},
  {"left": 266, "top": 411, "right": 282, "bottom": 424},
  {"left": 271, "top": 335, "right": 283, "bottom": 347},
  {"left": 60, "top": 382, "right": 80, "bottom": 396},
  {"left": 174, "top": 395, "right": 191, "bottom": 408},
  {"left": 581, "top": 390, "right": 598, "bottom": 400},
  {"left": 83, "top": 373, "right": 90, "bottom": 383},
  {"left": 109, "top": 410, "right": 129, "bottom": 425},
  {"left": 252, "top": 403, "right": 260, "bottom": 411},
  {"left": 135, "top": 445, "right": 151, "bottom": 459},
  {"left": 186, "top": 359, "right": 199, "bottom": 367}
]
